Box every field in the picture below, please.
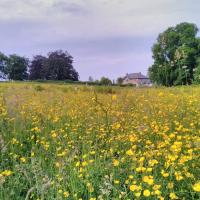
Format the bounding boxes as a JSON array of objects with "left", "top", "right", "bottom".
[{"left": 0, "top": 83, "right": 200, "bottom": 200}]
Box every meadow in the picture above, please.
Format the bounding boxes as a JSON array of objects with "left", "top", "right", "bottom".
[{"left": 0, "top": 83, "right": 199, "bottom": 200}]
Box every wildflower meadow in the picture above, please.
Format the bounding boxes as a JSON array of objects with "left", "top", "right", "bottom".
[{"left": 0, "top": 83, "right": 200, "bottom": 200}]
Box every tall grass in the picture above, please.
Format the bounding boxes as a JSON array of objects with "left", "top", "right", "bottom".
[{"left": 0, "top": 83, "right": 199, "bottom": 199}]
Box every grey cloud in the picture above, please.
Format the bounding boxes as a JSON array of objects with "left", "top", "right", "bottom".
[
  {"left": 53, "top": 1, "right": 89, "bottom": 15},
  {"left": 0, "top": 0, "right": 199, "bottom": 80}
]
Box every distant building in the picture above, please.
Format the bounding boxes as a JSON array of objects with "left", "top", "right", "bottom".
[{"left": 123, "top": 72, "right": 151, "bottom": 87}]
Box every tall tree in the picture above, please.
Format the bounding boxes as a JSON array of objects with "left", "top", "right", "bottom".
[
  {"left": 43, "top": 50, "right": 79, "bottom": 81},
  {"left": 5, "top": 55, "right": 28, "bottom": 80},
  {"left": 148, "top": 22, "right": 200, "bottom": 86},
  {"left": 29, "top": 55, "right": 47, "bottom": 80},
  {"left": 0, "top": 52, "right": 8, "bottom": 79}
]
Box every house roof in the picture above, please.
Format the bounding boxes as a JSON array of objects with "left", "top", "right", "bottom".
[{"left": 125, "top": 72, "right": 149, "bottom": 79}]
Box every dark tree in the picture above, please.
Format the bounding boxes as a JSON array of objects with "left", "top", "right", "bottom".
[
  {"left": 116, "top": 77, "right": 124, "bottom": 85},
  {"left": 44, "top": 50, "right": 79, "bottom": 81},
  {"left": 148, "top": 22, "right": 200, "bottom": 86},
  {"left": 29, "top": 55, "right": 47, "bottom": 80},
  {"left": 5, "top": 55, "right": 28, "bottom": 80},
  {"left": 0, "top": 52, "right": 8, "bottom": 79}
]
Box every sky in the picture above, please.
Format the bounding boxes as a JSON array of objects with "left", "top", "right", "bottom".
[{"left": 0, "top": 0, "right": 200, "bottom": 81}]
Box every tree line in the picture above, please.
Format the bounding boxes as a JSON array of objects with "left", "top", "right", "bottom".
[
  {"left": 1, "top": 22, "right": 200, "bottom": 86},
  {"left": 0, "top": 50, "right": 79, "bottom": 81},
  {"left": 148, "top": 22, "right": 200, "bottom": 86}
]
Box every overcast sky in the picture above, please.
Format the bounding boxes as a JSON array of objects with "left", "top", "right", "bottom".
[{"left": 0, "top": 0, "right": 199, "bottom": 80}]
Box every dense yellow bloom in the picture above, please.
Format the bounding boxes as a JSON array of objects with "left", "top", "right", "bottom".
[
  {"left": 1, "top": 83, "right": 200, "bottom": 199},
  {"left": 142, "top": 176, "right": 154, "bottom": 185}
]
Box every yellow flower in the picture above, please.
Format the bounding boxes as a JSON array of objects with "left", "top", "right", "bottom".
[
  {"left": 126, "top": 149, "right": 134, "bottom": 156},
  {"left": 147, "top": 167, "right": 152, "bottom": 172},
  {"left": 136, "top": 167, "right": 146, "bottom": 172},
  {"left": 125, "top": 180, "right": 129, "bottom": 184},
  {"left": 90, "top": 151, "right": 95, "bottom": 155},
  {"left": 169, "top": 192, "right": 178, "bottom": 199},
  {"left": 82, "top": 161, "right": 88, "bottom": 167},
  {"left": 55, "top": 162, "right": 61, "bottom": 168},
  {"left": 153, "top": 184, "right": 161, "bottom": 190},
  {"left": 63, "top": 191, "right": 69, "bottom": 198},
  {"left": 161, "top": 170, "right": 169, "bottom": 177},
  {"left": 114, "top": 180, "right": 119, "bottom": 184},
  {"left": 128, "top": 175, "right": 134, "bottom": 179},
  {"left": 154, "top": 190, "right": 161, "bottom": 195},
  {"left": 87, "top": 183, "right": 94, "bottom": 192},
  {"left": 175, "top": 171, "right": 183, "bottom": 181},
  {"left": 112, "top": 95, "right": 117, "bottom": 100},
  {"left": 135, "top": 192, "right": 141, "bottom": 197},
  {"left": 193, "top": 181, "right": 200, "bottom": 192},
  {"left": 51, "top": 130, "right": 57, "bottom": 138},
  {"left": 113, "top": 159, "right": 119, "bottom": 167},
  {"left": 143, "top": 189, "right": 151, "bottom": 197},
  {"left": 167, "top": 182, "right": 174, "bottom": 189},
  {"left": 1, "top": 170, "right": 13, "bottom": 176},
  {"left": 130, "top": 184, "right": 138, "bottom": 191},
  {"left": 58, "top": 189, "right": 63, "bottom": 194},
  {"left": 31, "top": 152, "right": 35, "bottom": 157},
  {"left": 75, "top": 161, "right": 80, "bottom": 167},
  {"left": 20, "top": 157, "right": 26, "bottom": 163},
  {"left": 142, "top": 176, "right": 154, "bottom": 185}
]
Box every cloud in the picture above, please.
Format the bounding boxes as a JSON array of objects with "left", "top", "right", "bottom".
[
  {"left": 0, "top": 0, "right": 199, "bottom": 80},
  {"left": 53, "top": 1, "right": 89, "bottom": 15}
]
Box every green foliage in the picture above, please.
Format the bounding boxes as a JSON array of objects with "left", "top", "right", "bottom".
[
  {"left": 0, "top": 50, "right": 79, "bottom": 82},
  {"left": 99, "top": 77, "right": 112, "bottom": 86},
  {"left": 0, "top": 52, "right": 8, "bottom": 79},
  {"left": 193, "top": 58, "right": 200, "bottom": 84},
  {"left": 5, "top": 55, "right": 28, "bottom": 80},
  {"left": 149, "top": 22, "right": 200, "bottom": 86}
]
